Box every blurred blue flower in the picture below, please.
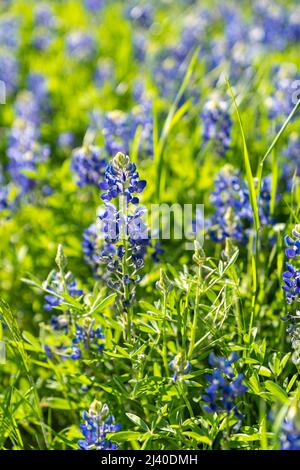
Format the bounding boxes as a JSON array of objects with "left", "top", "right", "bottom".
[
  {"left": 84, "top": 0, "right": 104, "bottom": 13},
  {"left": 127, "top": 4, "right": 154, "bottom": 29},
  {"left": 209, "top": 166, "right": 272, "bottom": 243},
  {"left": 266, "top": 64, "right": 300, "bottom": 121},
  {"left": 7, "top": 91, "right": 50, "bottom": 193},
  {"left": 82, "top": 222, "right": 101, "bottom": 274},
  {"left": 0, "top": 16, "right": 20, "bottom": 50},
  {"left": 34, "top": 3, "right": 56, "bottom": 28},
  {"left": 66, "top": 31, "right": 96, "bottom": 61},
  {"left": 0, "top": 53, "right": 18, "bottom": 96},
  {"left": 283, "top": 134, "right": 300, "bottom": 190},
  {"left": 280, "top": 420, "right": 300, "bottom": 450},
  {"left": 58, "top": 131, "right": 75, "bottom": 148},
  {"left": 71, "top": 144, "right": 106, "bottom": 188},
  {"left": 94, "top": 59, "right": 114, "bottom": 87},
  {"left": 201, "top": 94, "right": 232, "bottom": 156}
]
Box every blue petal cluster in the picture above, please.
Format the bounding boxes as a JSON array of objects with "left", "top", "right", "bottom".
[
  {"left": 201, "top": 94, "right": 232, "bottom": 156},
  {"left": 282, "top": 226, "right": 300, "bottom": 365},
  {"left": 8, "top": 89, "right": 50, "bottom": 193},
  {"left": 71, "top": 144, "right": 106, "bottom": 188},
  {"left": 78, "top": 401, "right": 121, "bottom": 450},
  {"left": 32, "top": 3, "right": 57, "bottom": 51},
  {"left": 99, "top": 153, "right": 149, "bottom": 305},
  {"left": 44, "top": 271, "right": 83, "bottom": 311},
  {"left": 73, "top": 320, "right": 105, "bottom": 355},
  {"left": 7, "top": 74, "right": 50, "bottom": 194},
  {"left": 282, "top": 226, "right": 300, "bottom": 304},
  {"left": 0, "top": 15, "right": 20, "bottom": 50},
  {"left": 66, "top": 31, "right": 96, "bottom": 61},
  {"left": 283, "top": 134, "right": 300, "bottom": 190},
  {"left": 209, "top": 166, "right": 271, "bottom": 243},
  {"left": 127, "top": 4, "right": 154, "bottom": 29},
  {"left": 280, "top": 420, "right": 300, "bottom": 450},
  {"left": 254, "top": 1, "right": 300, "bottom": 50},
  {"left": 100, "top": 153, "right": 146, "bottom": 204},
  {"left": 0, "top": 53, "right": 19, "bottom": 96},
  {"left": 101, "top": 106, "right": 153, "bottom": 159},
  {"left": 267, "top": 64, "right": 300, "bottom": 121},
  {"left": 82, "top": 222, "right": 101, "bottom": 274},
  {"left": 203, "top": 352, "right": 248, "bottom": 418},
  {"left": 84, "top": 0, "right": 104, "bottom": 12}
]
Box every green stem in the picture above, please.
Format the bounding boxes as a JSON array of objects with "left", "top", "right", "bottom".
[
  {"left": 162, "top": 292, "right": 169, "bottom": 375},
  {"left": 188, "top": 265, "right": 201, "bottom": 359}
]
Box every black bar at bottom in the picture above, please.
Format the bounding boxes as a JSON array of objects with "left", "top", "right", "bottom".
[{"left": 0, "top": 449, "right": 299, "bottom": 466}]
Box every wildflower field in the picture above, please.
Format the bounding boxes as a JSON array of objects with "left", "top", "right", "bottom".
[{"left": 0, "top": 0, "right": 300, "bottom": 452}]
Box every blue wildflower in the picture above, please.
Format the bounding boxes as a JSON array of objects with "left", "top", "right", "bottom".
[
  {"left": 34, "top": 3, "right": 56, "bottom": 28},
  {"left": 127, "top": 4, "right": 154, "bottom": 29},
  {"left": 7, "top": 116, "right": 50, "bottom": 193},
  {"left": 94, "top": 59, "right": 114, "bottom": 88},
  {"left": 78, "top": 400, "right": 121, "bottom": 450},
  {"left": 203, "top": 352, "right": 248, "bottom": 418},
  {"left": 283, "top": 134, "right": 300, "bottom": 190},
  {"left": 0, "top": 16, "right": 20, "bottom": 50},
  {"left": 82, "top": 222, "right": 102, "bottom": 275},
  {"left": 71, "top": 144, "right": 106, "bottom": 188},
  {"left": 72, "top": 318, "right": 105, "bottom": 354},
  {"left": 100, "top": 152, "right": 146, "bottom": 204},
  {"left": 280, "top": 420, "right": 300, "bottom": 450},
  {"left": 99, "top": 152, "right": 149, "bottom": 313},
  {"left": 31, "top": 3, "right": 56, "bottom": 50},
  {"left": 66, "top": 31, "right": 96, "bottom": 61},
  {"left": 201, "top": 94, "right": 232, "bottom": 156},
  {"left": 282, "top": 225, "right": 300, "bottom": 304},
  {"left": 0, "top": 52, "right": 18, "bottom": 96},
  {"left": 44, "top": 271, "right": 83, "bottom": 311},
  {"left": 209, "top": 166, "right": 272, "bottom": 243},
  {"left": 58, "top": 132, "right": 74, "bottom": 148},
  {"left": 84, "top": 0, "right": 104, "bottom": 12},
  {"left": 282, "top": 226, "right": 300, "bottom": 364},
  {"left": 7, "top": 80, "right": 50, "bottom": 194},
  {"left": 253, "top": 1, "right": 294, "bottom": 51},
  {"left": 266, "top": 64, "right": 300, "bottom": 122},
  {"left": 50, "top": 314, "right": 70, "bottom": 333},
  {"left": 27, "top": 73, "right": 50, "bottom": 111},
  {"left": 101, "top": 110, "right": 136, "bottom": 156}
]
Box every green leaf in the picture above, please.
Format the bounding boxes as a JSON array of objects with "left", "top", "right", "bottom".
[
  {"left": 42, "top": 397, "right": 73, "bottom": 410},
  {"left": 226, "top": 79, "right": 260, "bottom": 232},
  {"left": 126, "top": 413, "right": 149, "bottom": 432},
  {"left": 182, "top": 432, "right": 211, "bottom": 445},
  {"left": 265, "top": 381, "right": 289, "bottom": 404},
  {"left": 110, "top": 431, "right": 147, "bottom": 442}
]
